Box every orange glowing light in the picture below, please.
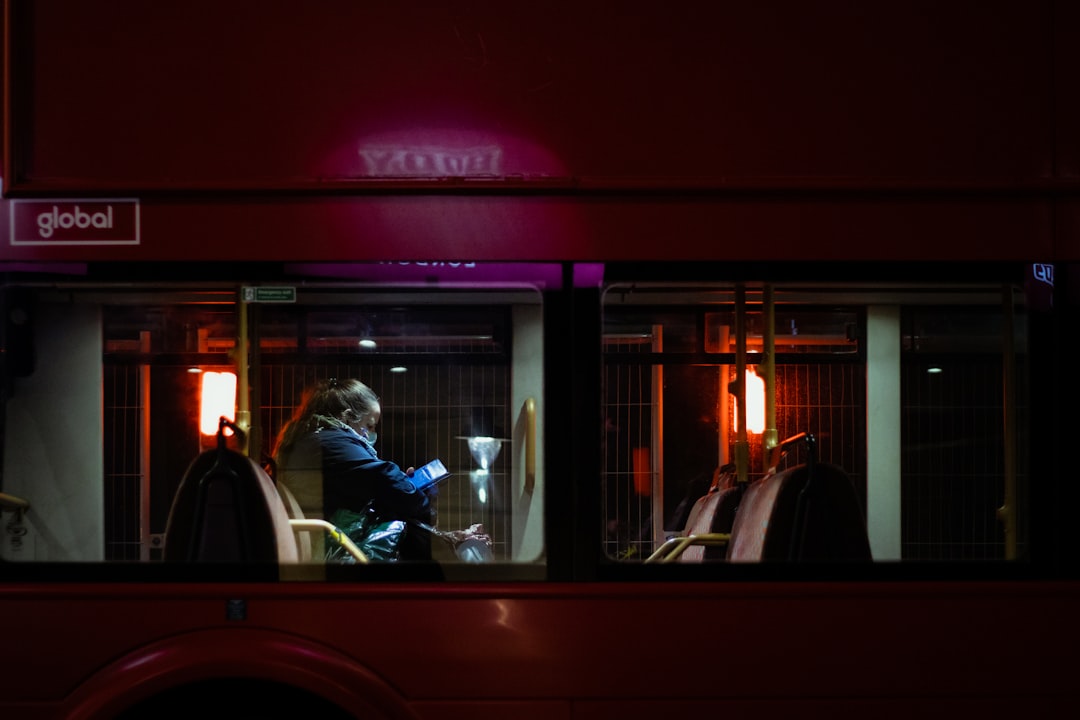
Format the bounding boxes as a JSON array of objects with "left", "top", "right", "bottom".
[
  {"left": 632, "top": 447, "right": 652, "bottom": 496},
  {"left": 199, "top": 371, "right": 237, "bottom": 435},
  {"left": 735, "top": 368, "right": 766, "bottom": 435}
]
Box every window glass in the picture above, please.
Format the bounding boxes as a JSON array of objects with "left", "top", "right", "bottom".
[
  {"left": 601, "top": 282, "right": 1028, "bottom": 564},
  {"left": 1, "top": 268, "right": 546, "bottom": 577}
]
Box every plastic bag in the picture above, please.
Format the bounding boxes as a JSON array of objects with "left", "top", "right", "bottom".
[{"left": 326, "top": 503, "right": 407, "bottom": 563}]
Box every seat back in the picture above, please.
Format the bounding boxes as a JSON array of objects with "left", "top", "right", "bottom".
[
  {"left": 277, "top": 480, "right": 317, "bottom": 562},
  {"left": 678, "top": 485, "right": 742, "bottom": 562},
  {"left": 164, "top": 442, "right": 299, "bottom": 564},
  {"left": 727, "top": 462, "right": 872, "bottom": 562}
]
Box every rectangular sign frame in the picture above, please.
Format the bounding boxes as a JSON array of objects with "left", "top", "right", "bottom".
[{"left": 9, "top": 198, "right": 141, "bottom": 246}]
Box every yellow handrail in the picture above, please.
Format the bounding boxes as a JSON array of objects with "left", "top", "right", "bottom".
[
  {"left": 734, "top": 284, "right": 748, "bottom": 484},
  {"left": 997, "top": 284, "right": 1017, "bottom": 560},
  {"left": 235, "top": 289, "right": 251, "bottom": 454},
  {"left": 524, "top": 397, "right": 536, "bottom": 493},
  {"left": 289, "top": 519, "right": 369, "bottom": 564},
  {"left": 644, "top": 533, "right": 731, "bottom": 563},
  {"left": 0, "top": 492, "right": 29, "bottom": 511},
  {"left": 762, "top": 284, "right": 778, "bottom": 472}
]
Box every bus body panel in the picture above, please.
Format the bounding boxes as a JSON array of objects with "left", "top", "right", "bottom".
[
  {"left": 0, "top": 196, "right": 1058, "bottom": 263},
  {"left": 1, "top": 581, "right": 1077, "bottom": 716},
  {"left": 4, "top": 2, "right": 1062, "bottom": 191},
  {"left": 2, "top": 1, "right": 1079, "bottom": 717},
  {"left": 1055, "top": 0, "right": 1080, "bottom": 180}
]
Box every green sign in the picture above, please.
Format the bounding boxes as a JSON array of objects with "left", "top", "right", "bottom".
[{"left": 242, "top": 286, "right": 296, "bottom": 303}]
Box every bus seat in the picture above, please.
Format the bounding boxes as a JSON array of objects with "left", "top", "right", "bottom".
[
  {"left": 277, "top": 480, "right": 315, "bottom": 561},
  {"left": 675, "top": 485, "right": 742, "bottom": 562},
  {"left": 164, "top": 438, "right": 299, "bottom": 564},
  {"left": 276, "top": 480, "right": 372, "bottom": 564},
  {"left": 727, "top": 462, "right": 872, "bottom": 562},
  {"left": 645, "top": 467, "right": 742, "bottom": 563}
]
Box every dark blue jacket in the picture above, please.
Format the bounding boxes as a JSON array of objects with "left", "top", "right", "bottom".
[{"left": 278, "top": 425, "right": 433, "bottom": 560}]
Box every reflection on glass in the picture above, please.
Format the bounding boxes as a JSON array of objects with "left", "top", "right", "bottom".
[{"left": 467, "top": 436, "right": 503, "bottom": 471}]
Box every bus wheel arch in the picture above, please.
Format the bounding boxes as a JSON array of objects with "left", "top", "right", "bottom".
[{"left": 62, "top": 627, "right": 416, "bottom": 720}]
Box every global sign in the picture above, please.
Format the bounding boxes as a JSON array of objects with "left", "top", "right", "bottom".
[{"left": 10, "top": 199, "right": 140, "bottom": 245}]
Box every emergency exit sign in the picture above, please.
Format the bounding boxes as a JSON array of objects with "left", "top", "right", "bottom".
[{"left": 242, "top": 286, "right": 296, "bottom": 303}]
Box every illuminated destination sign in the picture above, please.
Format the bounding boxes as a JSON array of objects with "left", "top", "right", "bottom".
[
  {"left": 9, "top": 199, "right": 140, "bottom": 245},
  {"left": 357, "top": 145, "right": 502, "bottom": 177}
]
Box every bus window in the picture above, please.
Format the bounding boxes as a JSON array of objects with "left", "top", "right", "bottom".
[
  {"left": 601, "top": 281, "right": 1028, "bottom": 564},
  {"left": 0, "top": 266, "right": 547, "bottom": 577}
]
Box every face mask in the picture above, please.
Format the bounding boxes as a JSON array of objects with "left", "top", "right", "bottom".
[{"left": 361, "top": 428, "right": 378, "bottom": 446}]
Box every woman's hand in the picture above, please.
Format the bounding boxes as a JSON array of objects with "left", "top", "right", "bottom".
[{"left": 445, "top": 523, "right": 491, "bottom": 547}]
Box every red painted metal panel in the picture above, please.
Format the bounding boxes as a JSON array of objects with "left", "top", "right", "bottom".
[
  {"left": 1056, "top": 200, "right": 1080, "bottom": 261},
  {"left": 5, "top": 1, "right": 1056, "bottom": 190},
  {"left": 1053, "top": 1, "right": 1080, "bottom": 261},
  {"left": 1, "top": 1, "right": 1071, "bottom": 263},
  {"left": 1055, "top": 0, "right": 1080, "bottom": 179},
  {"left": 0, "top": 193, "right": 1055, "bottom": 262},
  {"left": 0, "top": 581, "right": 1077, "bottom": 716}
]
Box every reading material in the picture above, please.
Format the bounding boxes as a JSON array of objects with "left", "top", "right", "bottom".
[{"left": 408, "top": 458, "right": 451, "bottom": 491}]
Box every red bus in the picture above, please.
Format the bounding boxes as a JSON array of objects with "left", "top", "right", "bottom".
[{"left": 2, "top": 2, "right": 1079, "bottom": 717}]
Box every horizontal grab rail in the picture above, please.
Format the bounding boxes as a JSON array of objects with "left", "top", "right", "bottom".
[
  {"left": 289, "top": 519, "right": 369, "bottom": 564},
  {"left": 644, "top": 533, "right": 731, "bottom": 563},
  {"left": 0, "top": 492, "right": 30, "bottom": 512}
]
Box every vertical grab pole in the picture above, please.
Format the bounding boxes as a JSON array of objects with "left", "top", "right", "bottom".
[
  {"left": 235, "top": 289, "right": 251, "bottom": 455},
  {"left": 997, "top": 284, "right": 1017, "bottom": 560},
  {"left": 650, "top": 324, "right": 665, "bottom": 546},
  {"left": 734, "top": 284, "right": 749, "bottom": 484},
  {"left": 717, "top": 325, "right": 731, "bottom": 469},
  {"left": 762, "top": 284, "right": 778, "bottom": 472}
]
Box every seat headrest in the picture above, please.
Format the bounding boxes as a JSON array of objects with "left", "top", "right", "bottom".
[
  {"left": 727, "top": 463, "right": 871, "bottom": 562},
  {"left": 164, "top": 448, "right": 299, "bottom": 564}
]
